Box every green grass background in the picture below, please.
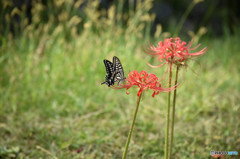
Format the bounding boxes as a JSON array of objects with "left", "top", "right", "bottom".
[
  {"left": 1, "top": 32, "right": 240, "bottom": 159},
  {"left": 0, "top": 0, "right": 240, "bottom": 158}
]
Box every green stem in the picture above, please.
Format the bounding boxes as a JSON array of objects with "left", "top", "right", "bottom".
[
  {"left": 122, "top": 93, "right": 142, "bottom": 159},
  {"left": 169, "top": 65, "right": 179, "bottom": 159},
  {"left": 164, "top": 63, "right": 173, "bottom": 159}
]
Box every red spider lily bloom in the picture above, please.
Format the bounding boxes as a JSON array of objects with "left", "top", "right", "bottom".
[
  {"left": 145, "top": 37, "right": 207, "bottom": 67},
  {"left": 113, "top": 70, "right": 176, "bottom": 97}
]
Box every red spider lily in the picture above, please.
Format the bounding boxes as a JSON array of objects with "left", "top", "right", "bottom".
[
  {"left": 113, "top": 70, "right": 177, "bottom": 97},
  {"left": 144, "top": 37, "right": 207, "bottom": 67}
]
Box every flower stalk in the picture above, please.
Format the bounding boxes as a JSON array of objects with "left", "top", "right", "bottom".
[
  {"left": 169, "top": 65, "right": 180, "bottom": 159},
  {"left": 122, "top": 93, "right": 142, "bottom": 159},
  {"left": 164, "top": 63, "right": 173, "bottom": 159}
]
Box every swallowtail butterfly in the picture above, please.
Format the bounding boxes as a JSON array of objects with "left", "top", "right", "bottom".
[{"left": 101, "top": 56, "right": 125, "bottom": 87}]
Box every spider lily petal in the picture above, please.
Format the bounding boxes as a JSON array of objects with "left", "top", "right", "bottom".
[
  {"left": 145, "top": 37, "right": 207, "bottom": 67},
  {"left": 113, "top": 70, "right": 177, "bottom": 97}
]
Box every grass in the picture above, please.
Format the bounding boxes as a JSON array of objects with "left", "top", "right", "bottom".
[
  {"left": 0, "top": 29, "right": 240, "bottom": 159},
  {"left": 0, "top": 0, "right": 240, "bottom": 157}
]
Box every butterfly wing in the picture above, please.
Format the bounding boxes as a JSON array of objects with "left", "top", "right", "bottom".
[
  {"left": 102, "top": 60, "right": 115, "bottom": 86},
  {"left": 112, "top": 56, "right": 125, "bottom": 83},
  {"left": 104, "top": 60, "right": 114, "bottom": 78}
]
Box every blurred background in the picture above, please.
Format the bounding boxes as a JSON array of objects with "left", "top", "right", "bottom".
[{"left": 0, "top": 0, "right": 239, "bottom": 158}]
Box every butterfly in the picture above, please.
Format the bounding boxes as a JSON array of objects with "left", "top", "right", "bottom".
[{"left": 101, "top": 56, "right": 125, "bottom": 87}]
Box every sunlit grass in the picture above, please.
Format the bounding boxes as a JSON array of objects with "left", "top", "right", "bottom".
[{"left": 1, "top": 30, "right": 240, "bottom": 158}]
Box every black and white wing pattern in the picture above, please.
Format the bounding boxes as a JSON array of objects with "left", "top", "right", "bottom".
[
  {"left": 102, "top": 56, "right": 126, "bottom": 87},
  {"left": 112, "top": 56, "right": 125, "bottom": 84},
  {"left": 101, "top": 60, "right": 115, "bottom": 87}
]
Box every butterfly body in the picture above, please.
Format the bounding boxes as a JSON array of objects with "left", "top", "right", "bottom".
[{"left": 102, "top": 56, "right": 125, "bottom": 87}]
